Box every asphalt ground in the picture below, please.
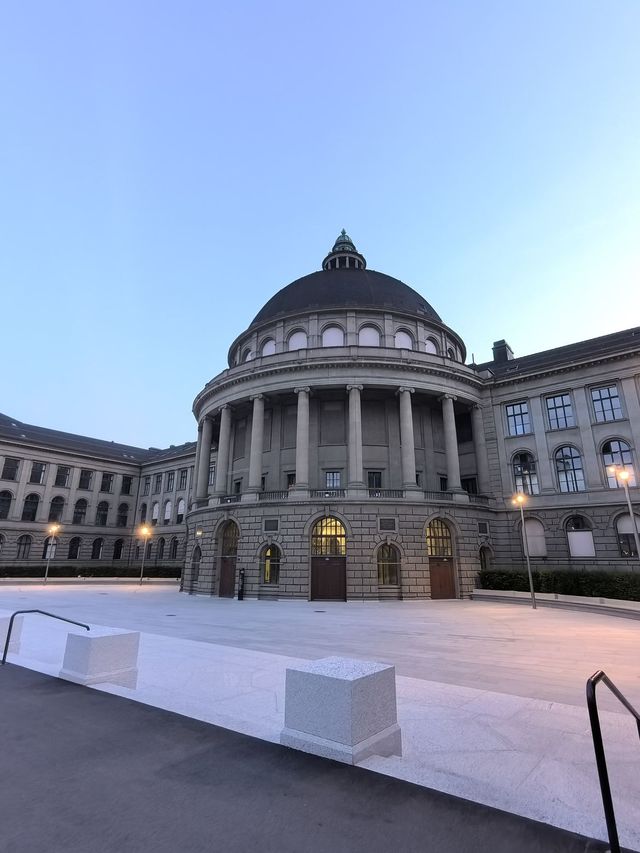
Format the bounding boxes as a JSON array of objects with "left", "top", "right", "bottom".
[{"left": 0, "top": 665, "right": 618, "bottom": 853}]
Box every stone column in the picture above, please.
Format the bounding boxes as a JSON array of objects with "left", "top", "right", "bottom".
[
  {"left": 398, "top": 387, "right": 418, "bottom": 490},
  {"left": 248, "top": 394, "right": 265, "bottom": 493},
  {"left": 195, "top": 417, "right": 213, "bottom": 502},
  {"left": 441, "top": 394, "right": 462, "bottom": 491},
  {"left": 471, "top": 404, "right": 491, "bottom": 494},
  {"left": 214, "top": 405, "right": 232, "bottom": 496},
  {"left": 347, "top": 385, "right": 364, "bottom": 487},
  {"left": 192, "top": 422, "right": 203, "bottom": 503},
  {"left": 294, "top": 387, "right": 310, "bottom": 489}
]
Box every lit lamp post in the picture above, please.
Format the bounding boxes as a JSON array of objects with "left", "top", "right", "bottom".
[
  {"left": 512, "top": 493, "right": 536, "bottom": 609},
  {"left": 139, "top": 525, "right": 152, "bottom": 585},
  {"left": 608, "top": 466, "right": 640, "bottom": 570},
  {"left": 44, "top": 523, "right": 61, "bottom": 584}
]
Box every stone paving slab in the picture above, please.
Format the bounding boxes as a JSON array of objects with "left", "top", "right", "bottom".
[{"left": 0, "top": 665, "right": 618, "bottom": 853}]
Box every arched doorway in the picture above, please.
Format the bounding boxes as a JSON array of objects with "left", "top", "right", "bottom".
[
  {"left": 310, "top": 517, "right": 346, "bottom": 600},
  {"left": 189, "top": 545, "right": 202, "bottom": 593},
  {"left": 219, "top": 521, "right": 239, "bottom": 598},
  {"left": 426, "top": 519, "right": 457, "bottom": 599}
]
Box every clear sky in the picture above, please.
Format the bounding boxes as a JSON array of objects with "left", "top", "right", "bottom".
[{"left": 1, "top": 1, "right": 639, "bottom": 449}]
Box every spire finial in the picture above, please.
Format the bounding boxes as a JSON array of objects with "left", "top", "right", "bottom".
[{"left": 322, "top": 229, "right": 366, "bottom": 271}]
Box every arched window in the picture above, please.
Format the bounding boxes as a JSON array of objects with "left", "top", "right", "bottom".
[
  {"left": 113, "top": 538, "right": 124, "bottom": 560},
  {"left": 358, "top": 326, "right": 380, "bottom": 347},
  {"left": 524, "top": 519, "right": 547, "bottom": 557},
  {"left": 565, "top": 516, "right": 595, "bottom": 558},
  {"left": 322, "top": 325, "right": 344, "bottom": 347},
  {"left": 424, "top": 338, "right": 439, "bottom": 355},
  {"left": 261, "top": 338, "right": 276, "bottom": 357},
  {"left": 311, "top": 517, "right": 346, "bottom": 556},
  {"left": 157, "top": 537, "right": 165, "bottom": 560},
  {"left": 145, "top": 540, "right": 153, "bottom": 559},
  {"left": 603, "top": 440, "right": 636, "bottom": 488},
  {"left": 176, "top": 498, "right": 185, "bottom": 524},
  {"left": 377, "top": 543, "right": 400, "bottom": 585},
  {"left": 222, "top": 521, "right": 239, "bottom": 556},
  {"left": 170, "top": 537, "right": 179, "bottom": 559},
  {"left": 241, "top": 348, "right": 254, "bottom": 362},
  {"left": 513, "top": 452, "right": 539, "bottom": 495},
  {"left": 616, "top": 515, "right": 640, "bottom": 557},
  {"left": 0, "top": 490, "right": 12, "bottom": 519},
  {"left": 17, "top": 535, "right": 31, "bottom": 559},
  {"left": 140, "top": 503, "right": 147, "bottom": 523},
  {"left": 394, "top": 330, "right": 413, "bottom": 350},
  {"left": 287, "top": 330, "right": 307, "bottom": 350},
  {"left": 191, "top": 545, "right": 201, "bottom": 570},
  {"left": 555, "top": 447, "right": 585, "bottom": 493},
  {"left": 163, "top": 501, "right": 172, "bottom": 525},
  {"left": 426, "top": 519, "right": 453, "bottom": 557},
  {"left": 91, "top": 538, "right": 104, "bottom": 559},
  {"left": 116, "top": 503, "right": 129, "bottom": 527},
  {"left": 95, "top": 501, "right": 109, "bottom": 526},
  {"left": 151, "top": 502, "right": 159, "bottom": 526},
  {"left": 73, "top": 499, "right": 87, "bottom": 525},
  {"left": 42, "top": 537, "right": 55, "bottom": 559},
  {"left": 479, "top": 546, "right": 492, "bottom": 571},
  {"left": 21, "top": 493, "right": 39, "bottom": 522},
  {"left": 0, "top": 533, "right": 4, "bottom": 555},
  {"left": 261, "top": 544, "right": 281, "bottom": 584},
  {"left": 68, "top": 537, "right": 81, "bottom": 560},
  {"left": 48, "top": 496, "right": 64, "bottom": 522}
]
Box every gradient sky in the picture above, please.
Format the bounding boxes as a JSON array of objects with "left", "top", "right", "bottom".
[{"left": 1, "top": 1, "right": 639, "bottom": 449}]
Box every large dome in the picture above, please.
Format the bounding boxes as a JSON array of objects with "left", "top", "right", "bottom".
[{"left": 250, "top": 267, "right": 443, "bottom": 327}]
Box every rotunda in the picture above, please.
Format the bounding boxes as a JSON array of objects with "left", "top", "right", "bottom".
[{"left": 185, "top": 232, "right": 494, "bottom": 600}]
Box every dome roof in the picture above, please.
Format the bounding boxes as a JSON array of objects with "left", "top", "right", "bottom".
[{"left": 250, "top": 267, "right": 443, "bottom": 327}]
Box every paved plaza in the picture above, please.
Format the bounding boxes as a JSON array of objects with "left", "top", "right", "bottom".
[{"left": 1, "top": 583, "right": 639, "bottom": 850}]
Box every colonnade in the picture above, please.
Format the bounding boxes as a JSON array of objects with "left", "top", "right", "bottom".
[{"left": 194, "top": 387, "right": 491, "bottom": 502}]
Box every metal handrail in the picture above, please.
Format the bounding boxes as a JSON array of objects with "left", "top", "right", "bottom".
[
  {"left": 2, "top": 609, "right": 90, "bottom": 665},
  {"left": 586, "top": 670, "right": 640, "bottom": 853}
]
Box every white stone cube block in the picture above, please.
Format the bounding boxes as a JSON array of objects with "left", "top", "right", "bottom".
[
  {"left": 59, "top": 629, "right": 140, "bottom": 688},
  {"left": 0, "top": 613, "right": 24, "bottom": 656},
  {"left": 280, "top": 656, "right": 402, "bottom": 764}
]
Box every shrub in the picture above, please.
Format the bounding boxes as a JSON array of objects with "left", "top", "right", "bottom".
[{"left": 478, "top": 569, "right": 640, "bottom": 601}]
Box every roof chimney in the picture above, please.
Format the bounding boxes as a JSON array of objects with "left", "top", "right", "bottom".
[{"left": 492, "top": 339, "right": 514, "bottom": 363}]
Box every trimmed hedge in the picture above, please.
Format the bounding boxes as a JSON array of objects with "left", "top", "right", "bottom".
[
  {"left": 0, "top": 565, "right": 180, "bottom": 579},
  {"left": 478, "top": 569, "right": 640, "bottom": 602}
]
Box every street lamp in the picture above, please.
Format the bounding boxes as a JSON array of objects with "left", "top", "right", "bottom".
[
  {"left": 139, "top": 525, "right": 152, "bottom": 585},
  {"left": 44, "top": 523, "right": 61, "bottom": 584},
  {"left": 608, "top": 466, "right": 640, "bottom": 570},
  {"left": 512, "top": 493, "right": 536, "bottom": 609}
]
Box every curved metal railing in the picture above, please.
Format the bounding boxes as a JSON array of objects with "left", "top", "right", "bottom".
[{"left": 2, "top": 609, "right": 90, "bottom": 665}]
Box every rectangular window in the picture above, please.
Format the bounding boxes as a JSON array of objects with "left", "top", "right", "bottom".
[
  {"left": 78, "top": 469, "right": 93, "bottom": 490},
  {"left": 29, "top": 462, "right": 46, "bottom": 484},
  {"left": 153, "top": 473, "right": 162, "bottom": 493},
  {"left": 379, "top": 518, "right": 397, "bottom": 532},
  {"left": 439, "top": 476, "right": 448, "bottom": 491},
  {"left": 461, "top": 477, "right": 478, "bottom": 494},
  {"left": 166, "top": 471, "right": 175, "bottom": 492},
  {"left": 286, "top": 472, "right": 296, "bottom": 489},
  {"left": 121, "top": 475, "right": 133, "bottom": 495},
  {"left": 178, "top": 468, "right": 188, "bottom": 490},
  {"left": 367, "top": 471, "right": 382, "bottom": 489},
  {"left": 55, "top": 466, "right": 70, "bottom": 488},
  {"left": 233, "top": 479, "right": 242, "bottom": 494},
  {"left": 1, "top": 457, "right": 20, "bottom": 481},
  {"left": 506, "top": 402, "right": 531, "bottom": 436},
  {"left": 415, "top": 471, "right": 422, "bottom": 488},
  {"left": 261, "top": 475, "right": 266, "bottom": 491},
  {"left": 325, "top": 471, "right": 341, "bottom": 489},
  {"left": 264, "top": 518, "right": 279, "bottom": 532},
  {"left": 591, "top": 385, "right": 623, "bottom": 423},
  {"left": 143, "top": 476, "right": 151, "bottom": 496},
  {"left": 478, "top": 521, "right": 490, "bottom": 536},
  {"left": 208, "top": 465, "right": 216, "bottom": 486},
  {"left": 546, "top": 393, "right": 575, "bottom": 430},
  {"left": 100, "top": 473, "right": 114, "bottom": 493}
]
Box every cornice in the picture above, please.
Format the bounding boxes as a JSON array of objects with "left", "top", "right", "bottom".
[{"left": 489, "top": 349, "right": 640, "bottom": 387}]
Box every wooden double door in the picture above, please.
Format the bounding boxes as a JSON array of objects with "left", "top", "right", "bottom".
[
  {"left": 219, "top": 556, "right": 236, "bottom": 598},
  {"left": 429, "top": 558, "right": 457, "bottom": 599},
  {"left": 311, "top": 556, "right": 346, "bottom": 601}
]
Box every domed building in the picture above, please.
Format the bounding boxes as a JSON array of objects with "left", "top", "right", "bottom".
[
  {"left": 183, "top": 233, "right": 523, "bottom": 599},
  {"left": 1, "top": 231, "right": 639, "bottom": 591}
]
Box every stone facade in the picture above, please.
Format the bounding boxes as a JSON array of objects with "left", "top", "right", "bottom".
[{"left": 2, "top": 232, "right": 639, "bottom": 595}]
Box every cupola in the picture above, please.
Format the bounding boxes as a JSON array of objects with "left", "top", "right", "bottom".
[{"left": 322, "top": 229, "right": 367, "bottom": 271}]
